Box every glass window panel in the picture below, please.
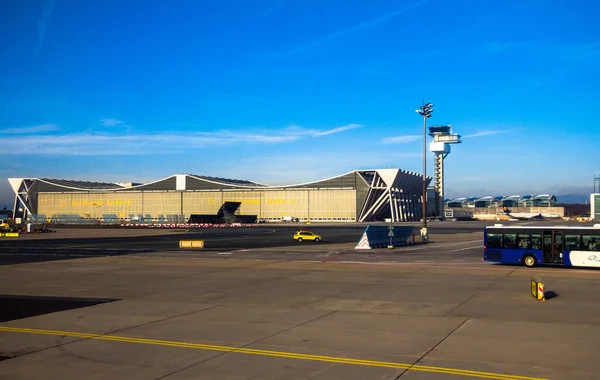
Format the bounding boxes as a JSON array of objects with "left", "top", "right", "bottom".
[
  {"left": 517, "top": 234, "right": 532, "bottom": 249},
  {"left": 582, "top": 235, "right": 600, "bottom": 251},
  {"left": 487, "top": 233, "right": 502, "bottom": 248},
  {"left": 565, "top": 235, "right": 581, "bottom": 250},
  {"left": 503, "top": 234, "right": 516, "bottom": 249},
  {"left": 530, "top": 234, "right": 542, "bottom": 249}
]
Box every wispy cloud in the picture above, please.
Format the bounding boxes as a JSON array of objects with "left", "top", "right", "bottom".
[
  {"left": 228, "top": 150, "right": 414, "bottom": 186},
  {"left": 101, "top": 118, "right": 134, "bottom": 132},
  {"left": 33, "top": 0, "right": 55, "bottom": 66},
  {"left": 461, "top": 130, "right": 505, "bottom": 138},
  {"left": 101, "top": 119, "right": 125, "bottom": 127},
  {"left": 0, "top": 124, "right": 58, "bottom": 134},
  {"left": 314, "top": 124, "right": 362, "bottom": 136},
  {"left": 275, "top": 0, "right": 430, "bottom": 59},
  {"left": 0, "top": 124, "right": 362, "bottom": 155},
  {"left": 382, "top": 135, "right": 421, "bottom": 144},
  {"left": 197, "top": 124, "right": 362, "bottom": 143}
]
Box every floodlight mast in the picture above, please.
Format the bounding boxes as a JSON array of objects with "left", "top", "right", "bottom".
[{"left": 416, "top": 102, "right": 433, "bottom": 242}]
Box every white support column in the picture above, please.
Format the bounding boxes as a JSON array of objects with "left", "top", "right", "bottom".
[
  {"left": 388, "top": 190, "right": 395, "bottom": 222},
  {"left": 360, "top": 191, "right": 389, "bottom": 222}
]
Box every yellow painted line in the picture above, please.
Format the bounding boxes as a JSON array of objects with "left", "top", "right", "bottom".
[{"left": 0, "top": 326, "right": 546, "bottom": 380}]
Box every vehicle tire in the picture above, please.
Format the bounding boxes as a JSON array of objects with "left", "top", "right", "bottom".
[
  {"left": 297, "top": 238, "right": 303, "bottom": 243},
  {"left": 314, "top": 238, "right": 320, "bottom": 243},
  {"left": 523, "top": 254, "right": 536, "bottom": 268}
]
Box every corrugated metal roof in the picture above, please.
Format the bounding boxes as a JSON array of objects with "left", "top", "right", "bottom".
[
  {"left": 40, "top": 178, "right": 125, "bottom": 190},
  {"left": 188, "top": 174, "right": 266, "bottom": 187}
]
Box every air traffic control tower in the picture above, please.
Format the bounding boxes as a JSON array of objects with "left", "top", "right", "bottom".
[{"left": 429, "top": 125, "right": 462, "bottom": 218}]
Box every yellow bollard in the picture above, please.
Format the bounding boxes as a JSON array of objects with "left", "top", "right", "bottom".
[
  {"left": 179, "top": 240, "right": 205, "bottom": 249},
  {"left": 531, "top": 278, "right": 545, "bottom": 301}
]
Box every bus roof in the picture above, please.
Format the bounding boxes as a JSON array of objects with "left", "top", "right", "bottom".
[{"left": 486, "top": 224, "right": 600, "bottom": 230}]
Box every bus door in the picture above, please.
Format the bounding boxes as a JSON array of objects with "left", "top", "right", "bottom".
[{"left": 542, "top": 230, "right": 564, "bottom": 264}]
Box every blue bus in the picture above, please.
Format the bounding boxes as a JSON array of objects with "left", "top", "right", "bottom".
[{"left": 483, "top": 224, "right": 600, "bottom": 268}]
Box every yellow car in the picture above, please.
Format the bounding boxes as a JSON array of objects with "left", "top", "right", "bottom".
[{"left": 293, "top": 230, "right": 321, "bottom": 243}]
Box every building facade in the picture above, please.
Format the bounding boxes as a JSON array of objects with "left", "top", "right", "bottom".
[{"left": 9, "top": 169, "right": 431, "bottom": 223}]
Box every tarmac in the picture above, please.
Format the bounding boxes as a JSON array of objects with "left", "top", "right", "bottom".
[{"left": 1, "top": 223, "right": 599, "bottom": 379}]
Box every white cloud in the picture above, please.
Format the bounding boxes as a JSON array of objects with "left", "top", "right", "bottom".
[
  {"left": 0, "top": 124, "right": 58, "bottom": 134},
  {"left": 274, "top": 0, "right": 430, "bottom": 59},
  {"left": 461, "top": 130, "right": 505, "bottom": 138},
  {"left": 314, "top": 124, "right": 362, "bottom": 136},
  {"left": 33, "top": 0, "right": 55, "bottom": 65},
  {"left": 101, "top": 119, "right": 125, "bottom": 127},
  {"left": 197, "top": 124, "right": 362, "bottom": 143},
  {"left": 382, "top": 135, "right": 421, "bottom": 144},
  {"left": 0, "top": 123, "right": 363, "bottom": 155}
]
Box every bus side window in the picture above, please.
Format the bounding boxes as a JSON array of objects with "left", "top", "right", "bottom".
[
  {"left": 517, "top": 234, "right": 530, "bottom": 249},
  {"left": 503, "top": 234, "right": 516, "bottom": 249},
  {"left": 487, "top": 233, "right": 502, "bottom": 248},
  {"left": 565, "top": 235, "right": 580, "bottom": 250},
  {"left": 582, "top": 236, "right": 599, "bottom": 251}
]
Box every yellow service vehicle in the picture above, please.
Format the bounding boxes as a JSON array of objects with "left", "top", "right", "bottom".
[
  {"left": 1, "top": 219, "right": 18, "bottom": 233},
  {"left": 293, "top": 230, "right": 322, "bottom": 243}
]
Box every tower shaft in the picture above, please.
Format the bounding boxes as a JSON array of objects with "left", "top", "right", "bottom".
[{"left": 434, "top": 152, "right": 445, "bottom": 218}]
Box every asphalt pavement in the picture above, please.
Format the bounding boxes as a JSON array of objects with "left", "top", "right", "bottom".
[
  {"left": 1, "top": 221, "right": 599, "bottom": 379},
  {"left": 0, "top": 221, "right": 484, "bottom": 266}
]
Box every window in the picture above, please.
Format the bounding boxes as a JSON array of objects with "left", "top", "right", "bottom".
[
  {"left": 565, "top": 235, "right": 581, "bottom": 250},
  {"left": 502, "top": 233, "right": 516, "bottom": 249},
  {"left": 486, "top": 233, "right": 502, "bottom": 248},
  {"left": 530, "top": 233, "right": 541, "bottom": 249},
  {"left": 582, "top": 235, "right": 600, "bottom": 251},
  {"left": 516, "top": 233, "right": 540, "bottom": 249}
]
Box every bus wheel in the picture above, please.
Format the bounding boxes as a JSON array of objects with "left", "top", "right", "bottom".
[{"left": 523, "top": 254, "right": 536, "bottom": 268}]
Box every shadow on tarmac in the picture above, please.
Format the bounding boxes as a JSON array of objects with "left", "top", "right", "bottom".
[{"left": 0, "top": 294, "right": 119, "bottom": 323}]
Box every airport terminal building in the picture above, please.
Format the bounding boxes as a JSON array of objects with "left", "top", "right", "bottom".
[{"left": 8, "top": 169, "right": 431, "bottom": 224}]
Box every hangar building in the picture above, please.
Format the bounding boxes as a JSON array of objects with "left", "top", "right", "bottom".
[{"left": 8, "top": 169, "right": 430, "bottom": 223}]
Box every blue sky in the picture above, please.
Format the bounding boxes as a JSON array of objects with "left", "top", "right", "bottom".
[{"left": 1, "top": 0, "right": 599, "bottom": 206}]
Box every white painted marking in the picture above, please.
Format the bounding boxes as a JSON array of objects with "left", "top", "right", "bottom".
[
  {"left": 449, "top": 246, "right": 483, "bottom": 252},
  {"left": 399, "top": 247, "right": 429, "bottom": 251},
  {"left": 442, "top": 240, "right": 482, "bottom": 246},
  {"left": 218, "top": 252, "right": 233, "bottom": 255}
]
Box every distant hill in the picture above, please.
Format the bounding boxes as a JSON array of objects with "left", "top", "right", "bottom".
[{"left": 556, "top": 194, "right": 589, "bottom": 204}]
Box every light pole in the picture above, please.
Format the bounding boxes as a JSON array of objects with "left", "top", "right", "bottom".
[{"left": 416, "top": 102, "right": 433, "bottom": 242}]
